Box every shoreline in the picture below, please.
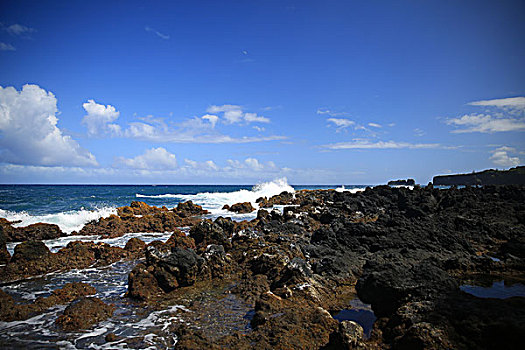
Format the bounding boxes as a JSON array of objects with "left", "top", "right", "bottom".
[{"left": 1, "top": 185, "right": 524, "bottom": 349}]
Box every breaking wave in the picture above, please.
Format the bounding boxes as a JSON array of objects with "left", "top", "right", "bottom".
[{"left": 0, "top": 206, "right": 117, "bottom": 234}]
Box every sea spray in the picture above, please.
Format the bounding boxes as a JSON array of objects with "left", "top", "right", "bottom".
[
  {"left": 136, "top": 177, "right": 295, "bottom": 216},
  {"left": 0, "top": 207, "right": 117, "bottom": 234}
]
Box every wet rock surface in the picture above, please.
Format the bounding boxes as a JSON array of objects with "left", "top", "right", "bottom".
[
  {"left": 0, "top": 282, "right": 96, "bottom": 322},
  {"left": 0, "top": 187, "right": 524, "bottom": 349},
  {"left": 78, "top": 201, "right": 208, "bottom": 238},
  {"left": 0, "top": 239, "right": 146, "bottom": 282},
  {"left": 55, "top": 296, "right": 115, "bottom": 331},
  {"left": 226, "top": 202, "right": 255, "bottom": 213},
  {"left": 0, "top": 219, "right": 65, "bottom": 242},
  {"left": 124, "top": 185, "right": 525, "bottom": 349}
]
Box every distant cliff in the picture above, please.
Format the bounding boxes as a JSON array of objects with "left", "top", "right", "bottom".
[
  {"left": 433, "top": 166, "right": 525, "bottom": 186},
  {"left": 388, "top": 179, "right": 415, "bottom": 186}
]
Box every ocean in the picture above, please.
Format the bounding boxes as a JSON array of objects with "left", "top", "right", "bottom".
[{"left": 0, "top": 179, "right": 368, "bottom": 349}]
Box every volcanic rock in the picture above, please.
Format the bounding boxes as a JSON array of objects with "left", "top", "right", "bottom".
[
  {"left": 56, "top": 297, "right": 115, "bottom": 331},
  {"left": 0, "top": 282, "right": 96, "bottom": 322},
  {"left": 0, "top": 220, "right": 65, "bottom": 243},
  {"left": 227, "top": 202, "right": 255, "bottom": 213}
]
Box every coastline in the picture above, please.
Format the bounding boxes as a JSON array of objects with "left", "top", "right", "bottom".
[{"left": 0, "top": 183, "right": 524, "bottom": 349}]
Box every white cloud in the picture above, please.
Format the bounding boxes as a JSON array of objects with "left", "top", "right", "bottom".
[
  {"left": 5, "top": 24, "right": 35, "bottom": 36},
  {"left": 201, "top": 114, "right": 219, "bottom": 128},
  {"left": 446, "top": 114, "right": 525, "bottom": 133},
  {"left": 253, "top": 126, "right": 265, "bottom": 132},
  {"left": 184, "top": 159, "right": 219, "bottom": 171},
  {"left": 244, "top": 112, "right": 270, "bottom": 123},
  {"left": 468, "top": 97, "right": 525, "bottom": 109},
  {"left": 489, "top": 147, "right": 521, "bottom": 167},
  {"left": 78, "top": 101, "right": 283, "bottom": 144},
  {"left": 326, "top": 118, "right": 355, "bottom": 130},
  {"left": 446, "top": 96, "right": 525, "bottom": 133},
  {"left": 226, "top": 158, "right": 277, "bottom": 171},
  {"left": 207, "top": 104, "right": 270, "bottom": 124},
  {"left": 317, "top": 109, "right": 348, "bottom": 117},
  {"left": 0, "top": 84, "right": 97, "bottom": 167},
  {"left": 82, "top": 99, "right": 121, "bottom": 136},
  {"left": 323, "top": 139, "right": 441, "bottom": 150},
  {"left": 414, "top": 128, "right": 426, "bottom": 137},
  {"left": 144, "top": 26, "right": 170, "bottom": 40},
  {"left": 368, "top": 123, "right": 382, "bottom": 128},
  {"left": 116, "top": 147, "right": 177, "bottom": 170},
  {"left": 0, "top": 43, "right": 15, "bottom": 51}
]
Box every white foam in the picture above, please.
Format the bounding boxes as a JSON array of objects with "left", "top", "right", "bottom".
[
  {"left": 136, "top": 178, "right": 295, "bottom": 218},
  {"left": 335, "top": 185, "right": 366, "bottom": 193},
  {"left": 6, "top": 231, "right": 173, "bottom": 255},
  {"left": 0, "top": 207, "right": 117, "bottom": 234}
]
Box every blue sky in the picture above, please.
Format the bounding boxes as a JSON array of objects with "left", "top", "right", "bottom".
[{"left": 0, "top": 0, "right": 524, "bottom": 184}]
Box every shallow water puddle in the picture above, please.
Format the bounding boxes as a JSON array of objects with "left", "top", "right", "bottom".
[
  {"left": 460, "top": 280, "right": 525, "bottom": 299},
  {"left": 333, "top": 298, "right": 376, "bottom": 338}
]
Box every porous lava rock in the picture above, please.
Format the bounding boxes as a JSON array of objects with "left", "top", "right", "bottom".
[
  {"left": 0, "top": 220, "right": 65, "bottom": 242},
  {"left": 56, "top": 297, "right": 115, "bottom": 331},
  {"left": 0, "top": 282, "right": 96, "bottom": 322},
  {"left": 227, "top": 202, "right": 255, "bottom": 213}
]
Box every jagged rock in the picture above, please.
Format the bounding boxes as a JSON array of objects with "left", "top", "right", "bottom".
[
  {"left": 200, "top": 244, "right": 234, "bottom": 279},
  {"left": 189, "top": 220, "right": 231, "bottom": 252},
  {"left": 56, "top": 297, "right": 115, "bottom": 331},
  {"left": 227, "top": 202, "right": 255, "bottom": 214},
  {"left": 0, "top": 282, "right": 96, "bottom": 322},
  {"left": 0, "top": 241, "right": 131, "bottom": 282},
  {"left": 127, "top": 263, "right": 164, "bottom": 301},
  {"left": 326, "top": 320, "right": 366, "bottom": 349},
  {"left": 124, "top": 237, "right": 147, "bottom": 254},
  {"left": 78, "top": 201, "right": 205, "bottom": 238},
  {"left": 164, "top": 229, "right": 196, "bottom": 250},
  {"left": 127, "top": 246, "right": 202, "bottom": 299},
  {"left": 0, "top": 221, "right": 65, "bottom": 243},
  {"left": 0, "top": 227, "right": 9, "bottom": 264},
  {"left": 176, "top": 201, "right": 209, "bottom": 217}
]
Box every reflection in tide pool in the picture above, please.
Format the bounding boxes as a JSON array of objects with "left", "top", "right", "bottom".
[
  {"left": 460, "top": 280, "right": 525, "bottom": 299},
  {"left": 333, "top": 298, "right": 377, "bottom": 338}
]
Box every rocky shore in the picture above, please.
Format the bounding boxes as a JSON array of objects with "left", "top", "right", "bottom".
[{"left": 1, "top": 186, "right": 524, "bottom": 349}]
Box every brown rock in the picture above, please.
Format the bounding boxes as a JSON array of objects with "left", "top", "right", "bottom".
[
  {"left": 228, "top": 202, "right": 255, "bottom": 214},
  {"left": 176, "top": 201, "right": 209, "bottom": 217},
  {"left": 0, "top": 221, "right": 65, "bottom": 243},
  {"left": 0, "top": 282, "right": 96, "bottom": 322},
  {"left": 56, "top": 297, "right": 115, "bottom": 331},
  {"left": 127, "top": 263, "right": 164, "bottom": 301},
  {"left": 0, "top": 228, "right": 11, "bottom": 264}
]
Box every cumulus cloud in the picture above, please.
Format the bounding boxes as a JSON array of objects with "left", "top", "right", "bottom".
[
  {"left": 82, "top": 99, "right": 121, "bottom": 136},
  {"left": 78, "top": 101, "right": 283, "bottom": 143},
  {"left": 0, "top": 43, "right": 15, "bottom": 51},
  {"left": 446, "top": 114, "right": 525, "bottom": 133},
  {"left": 206, "top": 105, "right": 270, "bottom": 124},
  {"left": 323, "top": 139, "right": 441, "bottom": 150},
  {"left": 489, "top": 147, "right": 521, "bottom": 167},
  {"left": 0, "top": 84, "right": 97, "bottom": 167},
  {"left": 145, "top": 26, "right": 170, "bottom": 40},
  {"left": 368, "top": 123, "right": 382, "bottom": 128},
  {"left": 116, "top": 147, "right": 177, "bottom": 170}
]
